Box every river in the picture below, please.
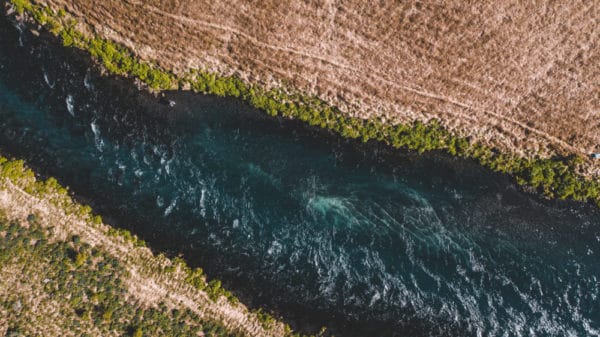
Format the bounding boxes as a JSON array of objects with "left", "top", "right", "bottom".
[{"left": 1, "top": 16, "right": 599, "bottom": 337}]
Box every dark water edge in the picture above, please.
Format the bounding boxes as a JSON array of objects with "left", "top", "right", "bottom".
[{"left": 1, "top": 14, "right": 600, "bottom": 337}]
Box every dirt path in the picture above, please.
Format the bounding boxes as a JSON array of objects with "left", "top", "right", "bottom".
[{"left": 125, "top": 0, "right": 356, "bottom": 72}]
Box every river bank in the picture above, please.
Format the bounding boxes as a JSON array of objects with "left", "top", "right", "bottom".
[
  {"left": 6, "top": 0, "right": 600, "bottom": 208},
  {"left": 37, "top": 0, "right": 600, "bottom": 161},
  {"left": 0, "top": 157, "right": 297, "bottom": 337}
]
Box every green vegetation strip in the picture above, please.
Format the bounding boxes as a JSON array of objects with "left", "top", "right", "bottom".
[
  {"left": 8, "top": 0, "right": 600, "bottom": 206},
  {"left": 0, "top": 157, "right": 315, "bottom": 336}
]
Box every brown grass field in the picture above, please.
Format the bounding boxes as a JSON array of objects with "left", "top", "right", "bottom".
[{"left": 42, "top": 0, "right": 600, "bottom": 173}]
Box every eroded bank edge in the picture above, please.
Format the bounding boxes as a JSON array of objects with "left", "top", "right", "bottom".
[{"left": 6, "top": 1, "right": 600, "bottom": 205}]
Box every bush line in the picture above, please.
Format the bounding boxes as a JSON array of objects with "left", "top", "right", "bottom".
[{"left": 8, "top": 1, "right": 600, "bottom": 205}]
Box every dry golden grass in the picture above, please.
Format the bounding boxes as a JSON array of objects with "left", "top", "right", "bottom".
[{"left": 40, "top": 0, "right": 600, "bottom": 174}]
